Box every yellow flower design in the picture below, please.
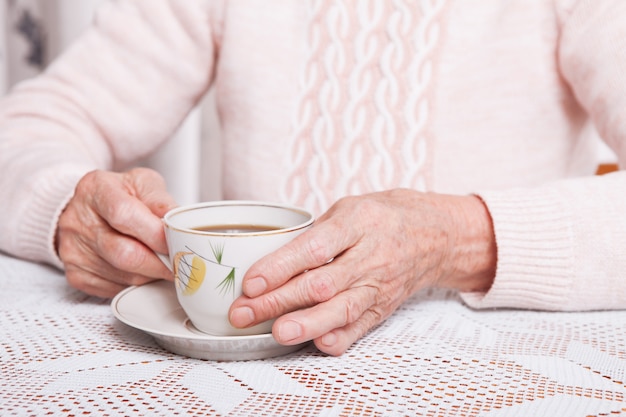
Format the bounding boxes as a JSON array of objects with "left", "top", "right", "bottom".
[{"left": 173, "top": 252, "right": 206, "bottom": 296}]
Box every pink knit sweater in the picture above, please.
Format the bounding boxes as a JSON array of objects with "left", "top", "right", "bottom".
[{"left": 1, "top": 0, "right": 626, "bottom": 311}]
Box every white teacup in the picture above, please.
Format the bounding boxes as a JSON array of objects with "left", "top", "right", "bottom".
[{"left": 161, "top": 201, "right": 314, "bottom": 336}]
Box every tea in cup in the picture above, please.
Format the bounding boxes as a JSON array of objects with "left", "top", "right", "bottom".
[{"left": 161, "top": 201, "right": 314, "bottom": 336}]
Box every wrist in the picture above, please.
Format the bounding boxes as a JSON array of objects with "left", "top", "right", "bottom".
[{"left": 437, "top": 194, "right": 497, "bottom": 292}]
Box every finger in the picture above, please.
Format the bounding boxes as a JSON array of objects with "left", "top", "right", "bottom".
[
  {"left": 126, "top": 167, "right": 178, "bottom": 217},
  {"left": 92, "top": 179, "right": 171, "bottom": 255},
  {"left": 313, "top": 308, "right": 384, "bottom": 356},
  {"left": 270, "top": 285, "right": 378, "bottom": 347},
  {"left": 60, "top": 214, "right": 172, "bottom": 293},
  {"left": 64, "top": 263, "right": 158, "bottom": 299},
  {"left": 242, "top": 218, "right": 359, "bottom": 298},
  {"left": 232, "top": 231, "right": 388, "bottom": 328},
  {"left": 231, "top": 256, "right": 355, "bottom": 327},
  {"left": 61, "top": 200, "right": 173, "bottom": 283},
  {"left": 96, "top": 227, "right": 173, "bottom": 281},
  {"left": 63, "top": 233, "right": 167, "bottom": 288}
]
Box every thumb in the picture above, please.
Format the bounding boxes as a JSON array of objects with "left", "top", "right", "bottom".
[{"left": 127, "top": 167, "right": 178, "bottom": 217}]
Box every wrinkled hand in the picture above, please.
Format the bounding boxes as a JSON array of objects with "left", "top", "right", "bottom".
[
  {"left": 56, "top": 168, "right": 177, "bottom": 298},
  {"left": 229, "top": 189, "right": 496, "bottom": 356}
]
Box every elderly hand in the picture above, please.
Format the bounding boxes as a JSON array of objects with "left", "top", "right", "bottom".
[
  {"left": 56, "top": 168, "right": 177, "bottom": 298},
  {"left": 229, "top": 189, "right": 497, "bottom": 356}
]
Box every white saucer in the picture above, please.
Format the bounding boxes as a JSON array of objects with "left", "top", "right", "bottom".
[{"left": 111, "top": 280, "right": 308, "bottom": 361}]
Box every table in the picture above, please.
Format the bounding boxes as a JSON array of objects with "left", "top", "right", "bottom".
[{"left": 1, "top": 252, "right": 625, "bottom": 416}]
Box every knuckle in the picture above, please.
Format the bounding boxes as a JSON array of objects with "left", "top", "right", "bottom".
[
  {"left": 108, "top": 239, "right": 146, "bottom": 271},
  {"left": 306, "top": 272, "right": 336, "bottom": 303},
  {"left": 332, "top": 194, "right": 387, "bottom": 233},
  {"left": 76, "top": 170, "right": 108, "bottom": 199},
  {"left": 128, "top": 166, "right": 156, "bottom": 180},
  {"left": 58, "top": 236, "right": 90, "bottom": 266},
  {"left": 305, "top": 236, "right": 332, "bottom": 265},
  {"left": 342, "top": 293, "right": 363, "bottom": 324},
  {"left": 350, "top": 316, "right": 375, "bottom": 346},
  {"left": 368, "top": 305, "right": 386, "bottom": 324},
  {"left": 352, "top": 309, "right": 381, "bottom": 339},
  {"left": 336, "top": 194, "right": 376, "bottom": 213},
  {"left": 104, "top": 198, "right": 135, "bottom": 230},
  {"left": 127, "top": 167, "right": 167, "bottom": 192},
  {"left": 334, "top": 194, "right": 358, "bottom": 208},
  {"left": 76, "top": 170, "right": 98, "bottom": 190},
  {"left": 259, "top": 292, "right": 285, "bottom": 318}
]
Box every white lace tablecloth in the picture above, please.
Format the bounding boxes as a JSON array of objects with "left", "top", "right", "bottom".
[{"left": 1, "top": 252, "right": 626, "bottom": 416}]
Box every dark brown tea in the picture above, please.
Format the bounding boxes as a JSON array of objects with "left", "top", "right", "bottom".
[{"left": 192, "top": 224, "right": 282, "bottom": 233}]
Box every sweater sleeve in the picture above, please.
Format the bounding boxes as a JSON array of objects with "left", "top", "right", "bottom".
[
  {"left": 0, "top": 0, "right": 220, "bottom": 268},
  {"left": 460, "top": 0, "right": 626, "bottom": 311}
]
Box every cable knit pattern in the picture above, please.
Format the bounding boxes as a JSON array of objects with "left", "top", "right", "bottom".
[{"left": 281, "top": 0, "right": 447, "bottom": 214}]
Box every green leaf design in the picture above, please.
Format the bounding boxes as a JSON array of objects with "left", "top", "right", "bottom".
[
  {"left": 209, "top": 241, "right": 236, "bottom": 297},
  {"left": 216, "top": 267, "right": 236, "bottom": 297},
  {"left": 209, "top": 241, "right": 225, "bottom": 264}
]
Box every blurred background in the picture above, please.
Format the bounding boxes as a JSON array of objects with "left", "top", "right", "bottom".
[
  {"left": 0, "top": 0, "right": 99, "bottom": 89},
  {"left": 0, "top": 0, "right": 617, "bottom": 202},
  {"left": 0, "top": 0, "right": 221, "bottom": 205}
]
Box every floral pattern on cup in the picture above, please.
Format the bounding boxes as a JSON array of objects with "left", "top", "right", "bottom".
[{"left": 173, "top": 244, "right": 236, "bottom": 298}]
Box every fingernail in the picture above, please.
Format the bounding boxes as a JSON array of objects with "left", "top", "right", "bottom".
[
  {"left": 245, "top": 277, "right": 267, "bottom": 297},
  {"left": 277, "top": 320, "right": 303, "bottom": 342},
  {"left": 230, "top": 306, "right": 255, "bottom": 327},
  {"left": 321, "top": 332, "right": 337, "bottom": 346}
]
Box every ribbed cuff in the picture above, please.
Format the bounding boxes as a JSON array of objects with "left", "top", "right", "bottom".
[
  {"left": 18, "top": 165, "right": 91, "bottom": 270},
  {"left": 460, "top": 186, "right": 574, "bottom": 310}
]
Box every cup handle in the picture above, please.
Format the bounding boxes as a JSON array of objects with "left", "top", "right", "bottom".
[{"left": 155, "top": 252, "right": 172, "bottom": 271}]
